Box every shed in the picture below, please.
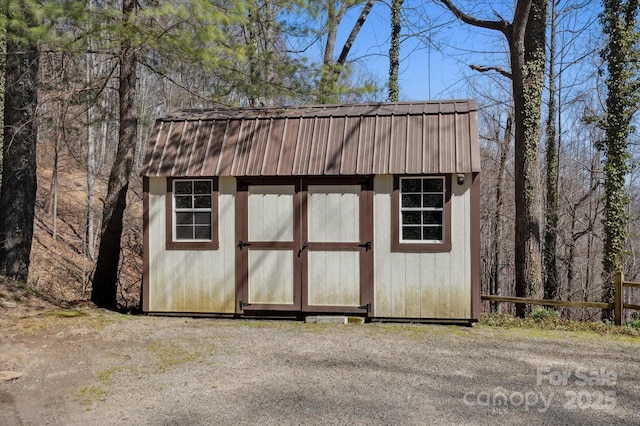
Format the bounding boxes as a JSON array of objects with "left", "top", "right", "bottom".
[{"left": 140, "top": 100, "right": 481, "bottom": 321}]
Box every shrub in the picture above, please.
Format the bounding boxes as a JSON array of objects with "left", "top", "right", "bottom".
[{"left": 529, "top": 308, "right": 560, "bottom": 322}]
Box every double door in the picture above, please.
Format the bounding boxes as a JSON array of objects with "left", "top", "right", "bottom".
[{"left": 236, "top": 178, "right": 373, "bottom": 315}]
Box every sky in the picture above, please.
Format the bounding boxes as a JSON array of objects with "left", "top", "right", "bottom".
[
  {"left": 284, "top": 0, "right": 522, "bottom": 102},
  {"left": 332, "top": 0, "right": 602, "bottom": 103},
  {"left": 334, "top": 0, "right": 508, "bottom": 101}
]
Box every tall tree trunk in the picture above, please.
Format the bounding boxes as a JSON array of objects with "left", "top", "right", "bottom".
[
  {"left": 490, "top": 112, "right": 513, "bottom": 312},
  {"left": 85, "top": 0, "right": 98, "bottom": 261},
  {"left": 87, "top": 99, "right": 97, "bottom": 260},
  {"left": 318, "top": 0, "right": 375, "bottom": 104},
  {"left": 0, "top": 21, "right": 5, "bottom": 181},
  {"left": 566, "top": 174, "right": 600, "bottom": 304},
  {"left": 51, "top": 118, "right": 60, "bottom": 240},
  {"left": 543, "top": 0, "right": 559, "bottom": 300},
  {"left": 91, "top": 0, "right": 138, "bottom": 309},
  {"left": 599, "top": 0, "right": 639, "bottom": 320},
  {"left": 0, "top": 10, "right": 38, "bottom": 282},
  {"left": 567, "top": 208, "right": 577, "bottom": 301},
  {"left": 514, "top": 0, "right": 546, "bottom": 315},
  {"left": 246, "top": 1, "right": 263, "bottom": 107},
  {"left": 440, "top": 0, "right": 547, "bottom": 317},
  {"left": 388, "top": 0, "right": 403, "bottom": 101},
  {"left": 318, "top": 0, "right": 340, "bottom": 103}
]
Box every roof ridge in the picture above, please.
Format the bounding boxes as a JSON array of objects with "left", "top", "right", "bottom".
[{"left": 160, "top": 100, "right": 477, "bottom": 122}]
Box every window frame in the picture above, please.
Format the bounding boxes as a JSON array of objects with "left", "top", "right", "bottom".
[
  {"left": 392, "top": 175, "right": 452, "bottom": 252},
  {"left": 166, "top": 177, "right": 219, "bottom": 250}
]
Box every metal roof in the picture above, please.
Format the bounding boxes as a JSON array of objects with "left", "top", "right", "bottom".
[{"left": 140, "top": 100, "right": 480, "bottom": 177}]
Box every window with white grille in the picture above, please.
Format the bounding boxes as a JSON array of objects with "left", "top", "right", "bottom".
[
  {"left": 173, "top": 179, "right": 213, "bottom": 241},
  {"left": 399, "top": 177, "right": 445, "bottom": 243}
]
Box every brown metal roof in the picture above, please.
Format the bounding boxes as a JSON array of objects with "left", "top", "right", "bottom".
[{"left": 140, "top": 100, "right": 481, "bottom": 177}]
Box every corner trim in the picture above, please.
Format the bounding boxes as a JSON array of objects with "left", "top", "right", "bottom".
[
  {"left": 470, "top": 172, "right": 481, "bottom": 320},
  {"left": 142, "top": 177, "right": 150, "bottom": 313}
]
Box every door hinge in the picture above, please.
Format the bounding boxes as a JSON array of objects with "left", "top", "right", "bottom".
[
  {"left": 359, "top": 303, "right": 371, "bottom": 313},
  {"left": 239, "top": 300, "right": 251, "bottom": 310},
  {"left": 238, "top": 240, "right": 252, "bottom": 250},
  {"left": 358, "top": 241, "right": 372, "bottom": 251}
]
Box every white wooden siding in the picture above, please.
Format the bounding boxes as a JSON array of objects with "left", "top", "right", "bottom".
[
  {"left": 248, "top": 185, "right": 295, "bottom": 242},
  {"left": 374, "top": 174, "right": 471, "bottom": 318},
  {"left": 248, "top": 250, "right": 294, "bottom": 304},
  {"left": 308, "top": 185, "right": 360, "bottom": 242},
  {"left": 308, "top": 250, "right": 360, "bottom": 306},
  {"left": 147, "top": 176, "right": 236, "bottom": 313},
  {"left": 307, "top": 185, "right": 361, "bottom": 307}
]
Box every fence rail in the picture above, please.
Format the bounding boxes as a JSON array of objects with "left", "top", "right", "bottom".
[{"left": 481, "top": 271, "right": 639, "bottom": 326}]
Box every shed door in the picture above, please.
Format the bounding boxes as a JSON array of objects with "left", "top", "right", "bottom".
[
  {"left": 237, "top": 181, "right": 301, "bottom": 311},
  {"left": 302, "top": 183, "right": 372, "bottom": 312},
  {"left": 236, "top": 178, "right": 372, "bottom": 315}
]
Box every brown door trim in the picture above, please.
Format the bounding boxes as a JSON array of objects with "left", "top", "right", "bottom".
[
  {"left": 235, "top": 186, "right": 248, "bottom": 313},
  {"left": 300, "top": 177, "right": 374, "bottom": 315},
  {"left": 360, "top": 183, "right": 374, "bottom": 315},
  {"left": 235, "top": 178, "right": 302, "bottom": 313},
  {"left": 236, "top": 176, "right": 374, "bottom": 316}
]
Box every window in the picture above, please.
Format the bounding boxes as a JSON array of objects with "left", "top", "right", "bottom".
[
  {"left": 400, "top": 177, "right": 444, "bottom": 242},
  {"left": 392, "top": 176, "right": 451, "bottom": 252},
  {"left": 167, "top": 178, "right": 218, "bottom": 250}
]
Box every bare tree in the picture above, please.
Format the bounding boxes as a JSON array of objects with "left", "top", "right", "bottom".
[
  {"left": 439, "top": 0, "right": 548, "bottom": 316},
  {"left": 543, "top": 0, "right": 559, "bottom": 300},
  {"left": 491, "top": 112, "right": 514, "bottom": 312},
  {"left": 0, "top": 3, "right": 38, "bottom": 282},
  {"left": 598, "top": 0, "right": 640, "bottom": 319},
  {"left": 91, "top": 0, "right": 138, "bottom": 309},
  {"left": 388, "top": 0, "right": 403, "bottom": 101},
  {"left": 317, "top": 0, "right": 376, "bottom": 104}
]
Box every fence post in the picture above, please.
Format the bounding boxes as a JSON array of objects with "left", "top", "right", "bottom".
[{"left": 614, "top": 271, "right": 623, "bottom": 326}]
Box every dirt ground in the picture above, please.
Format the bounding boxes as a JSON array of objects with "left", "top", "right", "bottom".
[{"left": 1, "top": 306, "right": 639, "bottom": 426}]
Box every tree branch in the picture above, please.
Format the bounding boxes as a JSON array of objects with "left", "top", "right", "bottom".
[
  {"left": 336, "top": 0, "right": 375, "bottom": 66},
  {"left": 438, "top": 0, "right": 510, "bottom": 37},
  {"left": 470, "top": 64, "right": 512, "bottom": 80}
]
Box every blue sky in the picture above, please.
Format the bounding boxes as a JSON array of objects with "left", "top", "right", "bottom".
[
  {"left": 285, "top": 0, "right": 512, "bottom": 101},
  {"left": 332, "top": 0, "right": 602, "bottom": 103},
  {"left": 334, "top": 0, "right": 508, "bottom": 101}
]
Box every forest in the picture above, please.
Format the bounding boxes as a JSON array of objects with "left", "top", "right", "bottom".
[{"left": 0, "top": 0, "right": 638, "bottom": 321}]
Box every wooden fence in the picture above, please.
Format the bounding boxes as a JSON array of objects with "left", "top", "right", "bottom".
[{"left": 481, "top": 271, "right": 640, "bottom": 326}]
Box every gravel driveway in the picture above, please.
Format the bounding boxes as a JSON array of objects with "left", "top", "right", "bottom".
[{"left": 1, "top": 310, "right": 639, "bottom": 425}]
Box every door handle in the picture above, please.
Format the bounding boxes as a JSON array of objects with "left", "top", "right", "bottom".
[
  {"left": 238, "top": 240, "right": 252, "bottom": 250},
  {"left": 358, "top": 241, "right": 372, "bottom": 251},
  {"left": 298, "top": 242, "right": 308, "bottom": 257}
]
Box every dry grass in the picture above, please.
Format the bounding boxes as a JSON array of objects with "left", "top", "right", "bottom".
[{"left": 480, "top": 312, "right": 640, "bottom": 337}]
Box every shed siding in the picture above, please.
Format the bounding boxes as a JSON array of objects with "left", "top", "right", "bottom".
[
  {"left": 308, "top": 251, "right": 360, "bottom": 306},
  {"left": 248, "top": 185, "right": 295, "bottom": 241},
  {"left": 248, "top": 250, "right": 294, "bottom": 304},
  {"left": 147, "top": 176, "right": 236, "bottom": 313},
  {"left": 308, "top": 185, "right": 360, "bottom": 242},
  {"left": 374, "top": 175, "right": 471, "bottom": 318}
]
